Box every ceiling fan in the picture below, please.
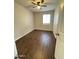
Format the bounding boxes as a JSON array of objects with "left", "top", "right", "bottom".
[{"left": 31, "top": 0, "right": 47, "bottom": 9}]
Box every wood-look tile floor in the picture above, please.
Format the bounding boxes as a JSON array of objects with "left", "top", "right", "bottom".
[{"left": 16, "top": 30, "right": 56, "bottom": 59}]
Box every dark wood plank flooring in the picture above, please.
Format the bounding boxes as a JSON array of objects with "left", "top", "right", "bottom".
[{"left": 16, "top": 30, "right": 56, "bottom": 59}]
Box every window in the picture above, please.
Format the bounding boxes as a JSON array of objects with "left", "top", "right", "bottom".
[{"left": 43, "top": 14, "right": 51, "bottom": 24}]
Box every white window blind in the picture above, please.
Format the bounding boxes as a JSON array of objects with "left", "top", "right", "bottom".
[{"left": 43, "top": 14, "right": 50, "bottom": 24}]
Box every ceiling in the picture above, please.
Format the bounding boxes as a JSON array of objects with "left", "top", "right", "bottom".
[{"left": 15, "top": 0, "right": 59, "bottom": 12}]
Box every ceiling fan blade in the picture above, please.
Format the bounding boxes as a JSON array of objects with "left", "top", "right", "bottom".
[
  {"left": 41, "top": 5, "right": 47, "bottom": 7},
  {"left": 26, "top": 5, "right": 36, "bottom": 8},
  {"left": 33, "top": 6, "right": 36, "bottom": 8},
  {"left": 32, "top": 1, "right": 37, "bottom": 5},
  {"left": 44, "top": 2, "right": 55, "bottom": 5},
  {"left": 41, "top": 0, "right": 44, "bottom": 3}
]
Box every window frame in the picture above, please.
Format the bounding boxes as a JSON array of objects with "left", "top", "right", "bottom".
[{"left": 43, "top": 14, "right": 51, "bottom": 24}]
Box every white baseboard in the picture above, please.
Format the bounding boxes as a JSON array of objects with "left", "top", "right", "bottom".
[
  {"left": 34, "top": 28, "right": 53, "bottom": 32},
  {"left": 15, "top": 29, "right": 34, "bottom": 41},
  {"left": 15, "top": 28, "right": 53, "bottom": 41}
]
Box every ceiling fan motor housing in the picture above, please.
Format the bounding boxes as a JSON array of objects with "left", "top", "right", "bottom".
[{"left": 37, "top": 2, "right": 40, "bottom": 5}]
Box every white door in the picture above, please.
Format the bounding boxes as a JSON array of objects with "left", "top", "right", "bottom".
[{"left": 53, "top": 5, "right": 64, "bottom": 59}]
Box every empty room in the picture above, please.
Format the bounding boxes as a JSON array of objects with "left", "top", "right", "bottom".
[{"left": 14, "top": 0, "right": 64, "bottom": 59}]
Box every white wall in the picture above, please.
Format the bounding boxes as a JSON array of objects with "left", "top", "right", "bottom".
[
  {"left": 34, "top": 10, "right": 54, "bottom": 31},
  {"left": 14, "top": 2, "right": 34, "bottom": 41}
]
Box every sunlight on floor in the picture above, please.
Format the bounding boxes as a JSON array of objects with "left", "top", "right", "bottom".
[{"left": 40, "top": 33, "right": 50, "bottom": 46}]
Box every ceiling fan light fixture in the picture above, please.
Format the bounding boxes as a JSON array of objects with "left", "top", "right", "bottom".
[{"left": 37, "top": 6, "right": 41, "bottom": 9}]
